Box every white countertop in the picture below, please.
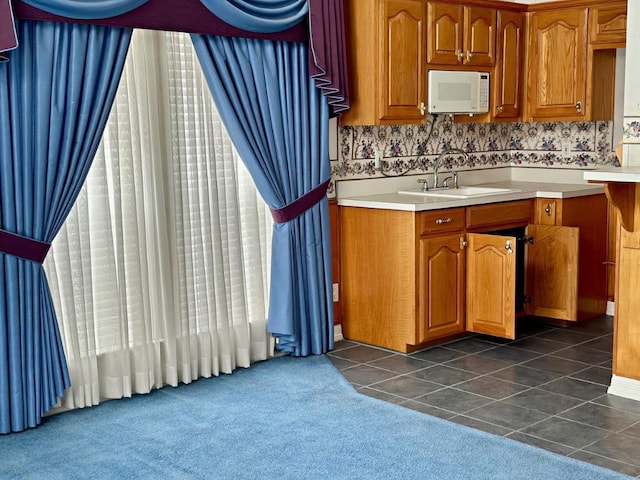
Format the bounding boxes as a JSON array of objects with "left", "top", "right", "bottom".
[
  {"left": 584, "top": 166, "right": 640, "bottom": 183},
  {"left": 337, "top": 181, "right": 604, "bottom": 212}
]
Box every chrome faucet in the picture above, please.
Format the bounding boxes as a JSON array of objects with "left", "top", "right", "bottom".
[{"left": 433, "top": 148, "right": 467, "bottom": 188}]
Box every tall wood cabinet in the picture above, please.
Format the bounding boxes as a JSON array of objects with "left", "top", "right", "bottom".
[
  {"left": 526, "top": 7, "right": 589, "bottom": 121},
  {"left": 340, "top": 0, "right": 426, "bottom": 126},
  {"left": 493, "top": 9, "right": 524, "bottom": 121}
]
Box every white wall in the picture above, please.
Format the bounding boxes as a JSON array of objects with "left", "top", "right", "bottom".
[{"left": 623, "top": 0, "right": 640, "bottom": 165}]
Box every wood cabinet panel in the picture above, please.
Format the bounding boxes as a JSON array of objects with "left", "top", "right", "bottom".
[
  {"left": 340, "top": 0, "right": 426, "bottom": 126},
  {"left": 380, "top": 0, "right": 427, "bottom": 122},
  {"left": 418, "top": 234, "right": 466, "bottom": 342},
  {"left": 559, "top": 194, "right": 609, "bottom": 317},
  {"left": 525, "top": 224, "right": 579, "bottom": 320},
  {"left": 466, "top": 233, "right": 516, "bottom": 339},
  {"left": 427, "top": 2, "right": 496, "bottom": 67},
  {"left": 340, "top": 207, "right": 417, "bottom": 351},
  {"left": 427, "top": 3, "right": 463, "bottom": 65},
  {"left": 589, "top": 2, "right": 627, "bottom": 47},
  {"left": 493, "top": 10, "right": 524, "bottom": 120},
  {"left": 534, "top": 198, "right": 560, "bottom": 225},
  {"left": 466, "top": 200, "right": 532, "bottom": 230},
  {"left": 464, "top": 6, "right": 496, "bottom": 66},
  {"left": 615, "top": 227, "right": 640, "bottom": 380},
  {"left": 527, "top": 8, "right": 588, "bottom": 121}
]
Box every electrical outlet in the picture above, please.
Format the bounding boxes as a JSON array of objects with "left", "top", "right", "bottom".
[
  {"left": 332, "top": 283, "right": 339, "bottom": 302},
  {"left": 561, "top": 143, "right": 571, "bottom": 159},
  {"left": 374, "top": 150, "right": 381, "bottom": 170}
]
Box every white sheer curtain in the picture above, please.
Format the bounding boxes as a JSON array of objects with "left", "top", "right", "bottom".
[{"left": 44, "top": 29, "right": 274, "bottom": 411}]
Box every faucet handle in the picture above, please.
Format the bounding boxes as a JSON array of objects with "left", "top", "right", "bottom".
[
  {"left": 417, "top": 178, "right": 429, "bottom": 191},
  {"left": 453, "top": 171, "right": 458, "bottom": 189}
]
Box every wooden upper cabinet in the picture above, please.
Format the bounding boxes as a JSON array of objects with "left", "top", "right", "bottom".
[
  {"left": 526, "top": 8, "right": 588, "bottom": 121},
  {"left": 493, "top": 9, "right": 524, "bottom": 121},
  {"left": 427, "top": 2, "right": 463, "bottom": 65},
  {"left": 380, "top": 0, "right": 427, "bottom": 122},
  {"left": 427, "top": 2, "right": 495, "bottom": 67},
  {"left": 589, "top": 2, "right": 627, "bottom": 47},
  {"left": 464, "top": 6, "right": 496, "bottom": 66},
  {"left": 340, "top": 0, "right": 426, "bottom": 126}
]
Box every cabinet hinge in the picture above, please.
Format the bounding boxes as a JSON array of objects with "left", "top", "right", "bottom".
[{"left": 520, "top": 235, "right": 534, "bottom": 245}]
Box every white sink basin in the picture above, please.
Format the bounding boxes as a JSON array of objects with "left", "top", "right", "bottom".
[{"left": 397, "top": 186, "right": 520, "bottom": 198}]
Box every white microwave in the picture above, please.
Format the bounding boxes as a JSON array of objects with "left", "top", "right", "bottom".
[{"left": 427, "top": 70, "right": 490, "bottom": 114}]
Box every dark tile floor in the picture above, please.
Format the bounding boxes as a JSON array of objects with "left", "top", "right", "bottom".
[{"left": 328, "top": 315, "right": 640, "bottom": 478}]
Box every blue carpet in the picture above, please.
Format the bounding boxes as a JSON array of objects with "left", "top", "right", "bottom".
[{"left": 1, "top": 355, "right": 633, "bottom": 479}]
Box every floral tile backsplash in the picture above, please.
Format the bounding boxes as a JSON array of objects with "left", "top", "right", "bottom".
[{"left": 329, "top": 116, "right": 620, "bottom": 195}]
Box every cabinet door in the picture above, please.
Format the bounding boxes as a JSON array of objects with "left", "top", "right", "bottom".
[
  {"left": 525, "top": 224, "right": 578, "bottom": 320},
  {"left": 463, "top": 7, "right": 496, "bottom": 66},
  {"left": 493, "top": 10, "right": 523, "bottom": 120},
  {"left": 418, "top": 234, "right": 466, "bottom": 343},
  {"left": 466, "top": 233, "right": 516, "bottom": 339},
  {"left": 589, "top": 3, "right": 627, "bottom": 47},
  {"left": 380, "top": 0, "right": 426, "bottom": 122},
  {"left": 427, "top": 2, "right": 463, "bottom": 65},
  {"left": 527, "top": 8, "right": 588, "bottom": 121}
]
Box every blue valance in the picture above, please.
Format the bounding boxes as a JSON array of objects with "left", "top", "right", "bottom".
[
  {"left": 199, "top": 0, "right": 307, "bottom": 33},
  {"left": 20, "top": 0, "right": 148, "bottom": 19}
]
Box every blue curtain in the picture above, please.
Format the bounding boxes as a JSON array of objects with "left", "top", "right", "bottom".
[
  {"left": 0, "top": 20, "right": 131, "bottom": 433},
  {"left": 199, "top": 0, "right": 307, "bottom": 33},
  {"left": 191, "top": 35, "right": 333, "bottom": 356},
  {"left": 20, "top": 0, "right": 148, "bottom": 19}
]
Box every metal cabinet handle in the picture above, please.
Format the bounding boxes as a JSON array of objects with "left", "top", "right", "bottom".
[
  {"left": 460, "top": 237, "right": 468, "bottom": 250},
  {"left": 435, "top": 217, "right": 452, "bottom": 225},
  {"left": 496, "top": 105, "right": 504, "bottom": 113},
  {"left": 544, "top": 204, "right": 552, "bottom": 215},
  {"left": 419, "top": 102, "right": 426, "bottom": 116},
  {"left": 575, "top": 101, "right": 582, "bottom": 113},
  {"left": 466, "top": 50, "right": 473, "bottom": 62},
  {"left": 456, "top": 50, "right": 464, "bottom": 62},
  {"left": 505, "top": 240, "right": 513, "bottom": 253}
]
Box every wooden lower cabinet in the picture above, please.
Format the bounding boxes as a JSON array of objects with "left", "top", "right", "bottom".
[
  {"left": 525, "top": 224, "right": 579, "bottom": 321},
  {"left": 340, "top": 196, "right": 606, "bottom": 352},
  {"left": 418, "top": 233, "right": 466, "bottom": 343},
  {"left": 533, "top": 195, "right": 609, "bottom": 319},
  {"left": 466, "top": 232, "right": 517, "bottom": 339}
]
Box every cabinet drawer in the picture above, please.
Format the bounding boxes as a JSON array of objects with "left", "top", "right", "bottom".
[
  {"left": 419, "top": 208, "right": 465, "bottom": 235},
  {"left": 466, "top": 200, "right": 532, "bottom": 230}
]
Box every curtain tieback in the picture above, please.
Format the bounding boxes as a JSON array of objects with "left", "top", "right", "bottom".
[
  {"left": 270, "top": 178, "right": 330, "bottom": 224},
  {"left": 0, "top": 228, "right": 51, "bottom": 263}
]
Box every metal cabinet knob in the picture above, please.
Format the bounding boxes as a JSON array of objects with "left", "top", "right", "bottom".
[{"left": 505, "top": 240, "right": 513, "bottom": 253}]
